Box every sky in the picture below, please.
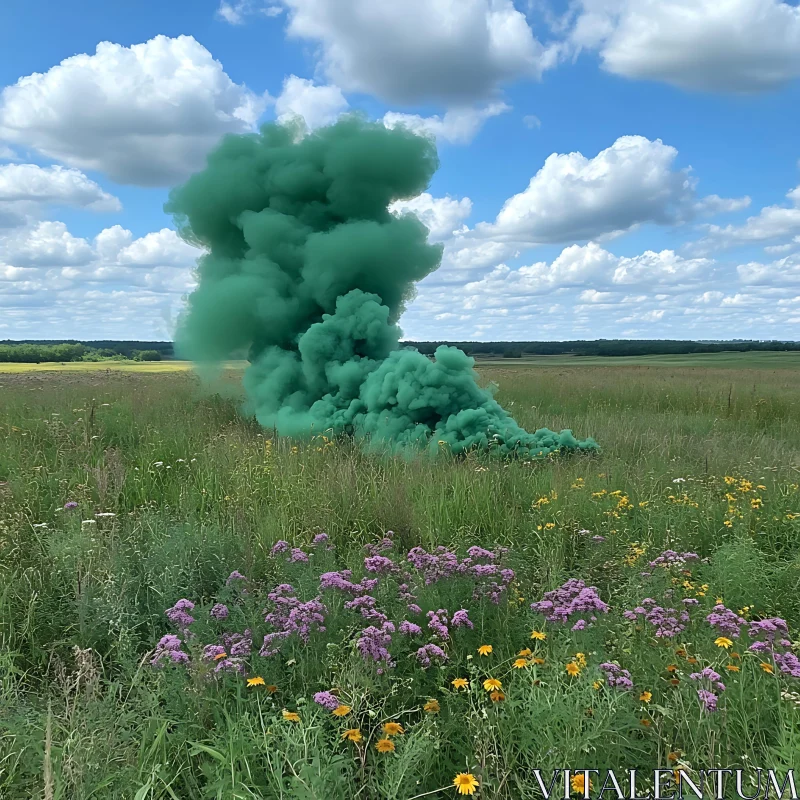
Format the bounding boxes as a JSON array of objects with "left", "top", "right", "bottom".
[{"left": 1, "top": 0, "right": 800, "bottom": 342}]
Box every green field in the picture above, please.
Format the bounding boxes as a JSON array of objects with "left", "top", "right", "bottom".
[{"left": 1, "top": 359, "right": 799, "bottom": 798}]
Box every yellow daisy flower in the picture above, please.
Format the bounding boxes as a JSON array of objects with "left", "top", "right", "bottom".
[
  {"left": 489, "top": 690, "right": 505, "bottom": 703},
  {"left": 282, "top": 710, "right": 300, "bottom": 723},
  {"left": 478, "top": 644, "right": 493, "bottom": 656},
  {"left": 639, "top": 691, "right": 652, "bottom": 703},
  {"left": 451, "top": 678, "right": 468, "bottom": 690},
  {"left": 453, "top": 773, "right": 480, "bottom": 795},
  {"left": 382, "top": 722, "right": 404, "bottom": 736},
  {"left": 513, "top": 658, "right": 529, "bottom": 669},
  {"left": 332, "top": 705, "right": 351, "bottom": 717},
  {"left": 566, "top": 662, "right": 581, "bottom": 677},
  {"left": 518, "top": 648, "right": 532, "bottom": 657},
  {"left": 715, "top": 637, "right": 734, "bottom": 649},
  {"left": 341, "top": 728, "right": 362, "bottom": 743},
  {"left": 423, "top": 699, "right": 440, "bottom": 714},
  {"left": 530, "top": 630, "right": 547, "bottom": 640},
  {"left": 246, "top": 676, "right": 265, "bottom": 687},
  {"left": 483, "top": 678, "right": 502, "bottom": 692},
  {"left": 760, "top": 662, "right": 774, "bottom": 674},
  {"left": 375, "top": 738, "right": 395, "bottom": 753}
]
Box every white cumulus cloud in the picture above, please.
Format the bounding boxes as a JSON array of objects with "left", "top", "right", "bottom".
[
  {"left": 568, "top": 0, "right": 800, "bottom": 92},
  {"left": 275, "top": 0, "right": 554, "bottom": 104},
  {"left": 0, "top": 36, "right": 269, "bottom": 187},
  {"left": 382, "top": 103, "right": 510, "bottom": 145},
  {"left": 275, "top": 75, "right": 349, "bottom": 130}
]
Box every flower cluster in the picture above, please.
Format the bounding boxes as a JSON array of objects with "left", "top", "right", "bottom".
[
  {"left": 531, "top": 579, "right": 609, "bottom": 630},
  {"left": 599, "top": 662, "right": 633, "bottom": 691},
  {"left": 706, "top": 604, "right": 747, "bottom": 638},
  {"left": 624, "top": 598, "right": 690, "bottom": 638},
  {"left": 690, "top": 667, "right": 726, "bottom": 712},
  {"left": 749, "top": 618, "right": 800, "bottom": 678},
  {"left": 151, "top": 634, "right": 190, "bottom": 666}
]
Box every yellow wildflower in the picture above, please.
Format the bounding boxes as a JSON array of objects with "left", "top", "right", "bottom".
[
  {"left": 451, "top": 678, "right": 468, "bottom": 690},
  {"left": 375, "top": 738, "right": 395, "bottom": 753},
  {"left": 483, "top": 678, "right": 502, "bottom": 692},
  {"left": 342, "top": 728, "right": 362, "bottom": 742},
  {"left": 453, "top": 773, "right": 480, "bottom": 796},
  {"left": 478, "top": 644, "right": 493, "bottom": 656},
  {"left": 282, "top": 710, "right": 300, "bottom": 723},
  {"left": 566, "top": 662, "right": 581, "bottom": 677},
  {"left": 513, "top": 658, "right": 529, "bottom": 669},
  {"left": 639, "top": 691, "right": 652, "bottom": 703},
  {"left": 246, "top": 676, "right": 265, "bottom": 687},
  {"left": 715, "top": 637, "right": 734, "bottom": 649},
  {"left": 382, "top": 722, "right": 404, "bottom": 736},
  {"left": 530, "top": 630, "right": 546, "bottom": 641},
  {"left": 423, "top": 699, "right": 440, "bottom": 714},
  {"left": 332, "top": 705, "right": 351, "bottom": 717}
]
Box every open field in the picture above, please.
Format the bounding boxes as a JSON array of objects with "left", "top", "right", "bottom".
[{"left": 1, "top": 360, "right": 799, "bottom": 798}]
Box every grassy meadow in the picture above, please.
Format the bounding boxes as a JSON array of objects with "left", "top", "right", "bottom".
[{"left": 1, "top": 356, "right": 799, "bottom": 799}]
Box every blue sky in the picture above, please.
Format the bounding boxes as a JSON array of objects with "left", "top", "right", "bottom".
[{"left": 1, "top": 0, "right": 800, "bottom": 341}]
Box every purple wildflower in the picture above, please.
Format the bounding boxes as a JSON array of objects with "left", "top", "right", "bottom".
[
  {"left": 226, "top": 570, "right": 246, "bottom": 585},
  {"left": 357, "top": 623, "right": 394, "bottom": 666},
  {"left": 706, "top": 605, "right": 746, "bottom": 638},
  {"left": 531, "top": 580, "right": 609, "bottom": 627},
  {"left": 313, "top": 691, "right": 341, "bottom": 711},
  {"left": 599, "top": 662, "right": 633, "bottom": 691},
  {"left": 416, "top": 643, "right": 448, "bottom": 668},
  {"left": 648, "top": 550, "right": 700, "bottom": 569},
  {"left": 399, "top": 620, "right": 422, "bottom": 636},
  {"left": 625, "top": 603, "right": 690, "bottom": 638},
  {"left": 202, "top": 644, "right": 227, "bottom": 661},
  {"left": 165, "top": 599, "right": 195, "bottom": 631},
  {"left": 690, "top": 667, "right": 726, "bottom": 692},
  {"left": 407, "top": 603, "right": 422, "bottom": 615},
  {"left": 289, "top": 548, "right": 309, "bottom": 563},
  {"left": 63, "top": 501, "right": 78, "bottom": 510},
  {"left": 210, "top": 603, "right": 229, "bottom": 620},
  {"left": 270, "top": 540, "right": 290, "bottom": 556},
  {"left": 697, "top": 689, "right": 718, "bottom": 712},
  {"left": 364, "top": 555, "right": 396, "bottom": 574},
  {"left": 451, "top": 609, "right": 474, "bottom": 629},
  {"left": 151, "top": 634, "right": 190, "bottom": 667},
  {"left": 427, "top": 609, "right": 450, "bottom": 639},
  {"left": 312, "top": 533, "right": 329, "bottom": 546}
]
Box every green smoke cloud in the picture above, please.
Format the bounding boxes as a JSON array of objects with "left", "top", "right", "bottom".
[{"left": 167, "top": 116, "right": 597, "bottom": 457}]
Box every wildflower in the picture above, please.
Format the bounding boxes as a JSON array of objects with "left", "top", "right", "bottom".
[
  {"left": 282, "top": 710, "right": 300, "bottom": 722},
  {"left": 566, "top": 662, "right": 581, "bottom": 677},
  {"left": 715, "top": 637, "right": 734, "bottom": 649},
  {"left": 214, "top": 652, "right": 227, "bottom": 661},
  {"left": 342, "top": 728, "right": 362, "bottom": 742},
  {"left": 518, "top": 648, "right": 532, "bottom": 657},
  {"left": 63, "top": 501, "right": 78, "bottom": 510},
  {"left": 416, "top": 643, "right": 448, "bottom": 668},
  {"left": 314, "top": 691, "right": 341, "bottom": 711},
  {"left": 165, "top": 599, "right": 195, "bottom": 631},
  {"left": 451, "top": 609, "right": 474, "bottom": 629},
  {"left": 760, "top": 662, "right": 774, "bottom": 674},
  {"left": 247, "top": 676, "right": 265, "bottom": 687},
  {"left": 266, "top": 685, "right": 278, "bottom": 693},
  {"left": 666, "top": 664, "right": 678, "bottom": 672},
  {"left": 641, "top": 719, "right": 652, "bottom": 727},
  {"left": 423, "top": 699, "right": 440, "bottom": 714},
  {"left": 210, "top": 603, "right": 229, "bottom": 620},
  {"left": 452, "top": 678, "right": 468, "bottom": 690},
  {"left": 697, "top": 689, "right": 718, "bottom": 712},
  {"left": 375, "top": 738, "right": 395, "bottom": 753},
  {"left": 571, "top": 774, "right": 593, "bottom": 794},
  {"left": 513, "top": 658, "right": 529, "bottom": 669},
  {"left": 532, "top": 656, "right": 545, "bottom": 665},
  {"left": 726, "top": 665, "right": 740, "bottom": 672},
  {"left": 639, "top": 691, "right": 652, "bottom": 703},
  {"left": 478, "top": 645, "right": 493, "bottom": 656},
  {"left": 575, "top": 653, "right": 587, "bottom": 668},
  {"left": 382, "top": 722, "right": 404, "bottom": 736},
  {"left": 593, "top": 681, "right": 602, "bottom": 690},
  {"left": 667, "top": 751, "right": 680, "bottom": 762},
  {"left": 530, "top": 630, "right": 546, "bottom": 641},
  {"left": 332, "top": 705, "right": 351, "bottom": 717},
  {"left": 226, "top": 570, "right": 246, "bottom": 585},
  {"left": 489, "top": 691, "right": 505, "bottom": 702},
  {"left": 483, "top": 678, "right": 503, "bottom": 691},
  {"left": 600, "top": 662, "right": 633, "bottom": 691},
  {"left": 453, "top": 773, "right": 480, "bottom": 795}
]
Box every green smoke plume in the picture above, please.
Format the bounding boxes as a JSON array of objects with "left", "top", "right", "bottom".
[{"left": 167, "top": 116, "right": 597, "bottom": 457}]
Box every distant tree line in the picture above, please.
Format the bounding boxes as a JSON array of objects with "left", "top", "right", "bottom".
[
  {"left": 0, "top": 341, "right": 169, "bottom": 363},
  {"left": 2, "top": 338, "right": 798, "bottom": 364},
  {"left": 409, "top": 340, "right": 800, "bottom": 358}
]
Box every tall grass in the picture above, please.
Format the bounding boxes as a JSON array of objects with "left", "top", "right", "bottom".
[{"left": 0, "top": 361, "right": 798, "bottom": 798}]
